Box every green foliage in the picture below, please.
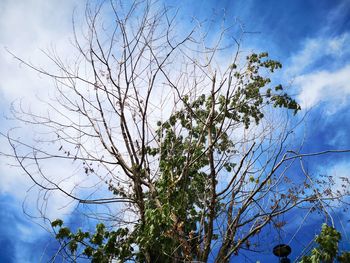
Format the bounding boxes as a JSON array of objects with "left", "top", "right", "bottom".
[
  {"left": 51, "top": 221, "right": 133, "bottom": 262},
  {"left": 299, "top": 224, "right": 350, "bottom": 263}
]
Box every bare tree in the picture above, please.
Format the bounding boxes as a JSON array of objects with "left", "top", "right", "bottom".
[{"left": 2, "top": 1, "right": 350, "bottom": 262}]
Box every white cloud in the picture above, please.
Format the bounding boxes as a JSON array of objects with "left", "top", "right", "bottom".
[
  {"left": 0, "top": 0, "right": 82, "bottom": 102},
  {"left": 0, "top": 2, "right": 86, "bottom": 250},
  {"left": 286, "top": 33, "right": 350, "bottom": 77},
  {"left": 295, "top": 64, "right": 350, "bottom": 110},
  {"left": 284, "top": 32, "right": 350, "bottom": 111},
  {"left": 0, "top": 0, "right": 81, "bottom": 173}
]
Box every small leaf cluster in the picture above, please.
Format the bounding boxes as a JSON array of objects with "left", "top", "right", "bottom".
[
  {"left": 51, "top": 219, "right": 133, "bottom": 262},
  {"left": 229, "top": 52, "right": 300, "bottom": 128}
]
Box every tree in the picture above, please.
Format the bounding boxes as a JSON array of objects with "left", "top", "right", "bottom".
[
  {"left": 299, "top": 224, "right": 350, "bottom": 263},
  {"left": 2, "top": 1, "right": 350, "bottom": 262}
]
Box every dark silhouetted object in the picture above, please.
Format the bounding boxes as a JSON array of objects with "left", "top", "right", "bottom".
[{"left": 273, "top": 244, "right": 291, "bottom": 263}]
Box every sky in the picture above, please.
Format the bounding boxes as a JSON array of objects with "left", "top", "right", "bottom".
[{"left": 1, "top": 0, "right": 350, "bottom": 262}]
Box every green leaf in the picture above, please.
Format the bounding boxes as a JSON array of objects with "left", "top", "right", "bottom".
[
  {"left": 69, "top": 241, "right": 78, "bottom": 253},
  {"left": 56, "top": 227, "right": 71, "bottom": 239},
  {"left": 51, "top": 219, "right": 63, "bottom": 228},
  {"left": 83, "top": 247, "right": 94, "bottom": 257}
]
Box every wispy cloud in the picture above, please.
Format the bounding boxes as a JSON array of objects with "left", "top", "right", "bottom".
[
  {"left": 285, "top": 32, "right": 350, "bottom": 111},
  {"left": 287, "top": 33, "right": 350, "bottom": 76},
  {"left": 295, "top": 64, "right": 350, "bottom": 110}
]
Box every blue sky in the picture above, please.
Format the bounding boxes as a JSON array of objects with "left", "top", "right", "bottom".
[{"left": 1, "top": 0, "right": 350, "bottom": 262}]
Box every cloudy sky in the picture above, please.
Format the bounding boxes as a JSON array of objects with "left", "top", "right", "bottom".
[{"left": 1, "top": 0, "right": 350, "bottom": 262}]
